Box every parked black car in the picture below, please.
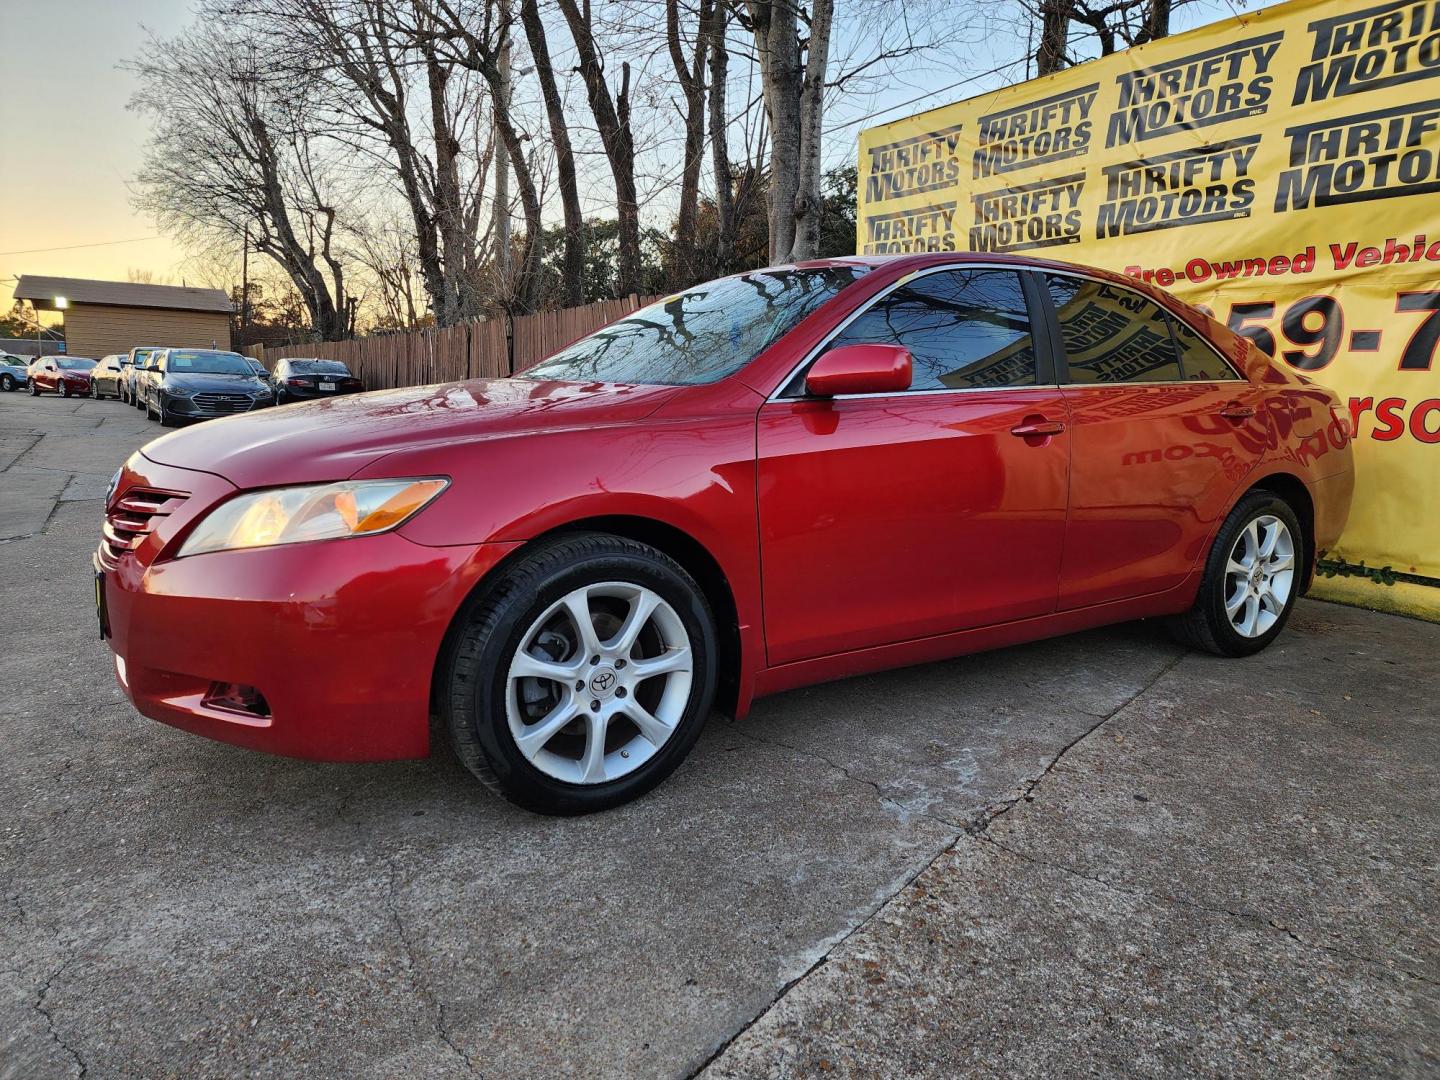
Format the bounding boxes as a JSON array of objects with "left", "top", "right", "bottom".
[
  {"left": 90, "top": 354, "right": 128, "bottom": 399},
  {"left": 274, "top": 358, "right": 364, "bottom": 404},
  {"left": 141, "top": 348, "right": 277, "bottom": 426},
  {"left": 246, "top": 357, "right": 274, "bottom": 387}
]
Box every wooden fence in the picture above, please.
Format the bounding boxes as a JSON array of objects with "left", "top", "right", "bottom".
[{"left": 242, "top": 295, "right": 657, "bottom": 390}]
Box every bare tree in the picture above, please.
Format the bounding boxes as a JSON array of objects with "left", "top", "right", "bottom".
[
  {"left": 1027, "top": 0, "right": 1187, "bottom": 69},
  {"left": 706, "top": 1, "right": 738, "bottom": 274},
  {"left": 734, "top": 0, "right": 835, "bottom": 263},
  {"left": 520, "top": 0, "right": 585, "bottom": 306},
  {"left": 225, "top": 0, "right": 494, "bottom": 325},
  {"left": 413, "top": 0, "right": 548, "bottom": 311},
  {"left": 663, "top": 0, "right": 713, "bottom": 284},
  {"left": 1035, "top": 0, "right": 1072, "bottom": 73},
  {"left": 129, "top": 26, "right": 354, "bottom": 339},
  {"left": 554, "top": 0, "right": 642, "bottom": 297}
]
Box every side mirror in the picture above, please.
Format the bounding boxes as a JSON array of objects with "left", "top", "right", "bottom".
[{"left": 805, "top": 344, "right": 912, "bottom": 397}]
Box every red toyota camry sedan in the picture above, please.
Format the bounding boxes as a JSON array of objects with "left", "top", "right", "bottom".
[{"left": 97, "top": 255, "right": 1353, "bottom": 814}]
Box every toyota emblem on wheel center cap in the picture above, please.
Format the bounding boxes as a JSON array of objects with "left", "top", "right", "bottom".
[{"left": 589, "top": 669, "right": 618, "bottom": 695}]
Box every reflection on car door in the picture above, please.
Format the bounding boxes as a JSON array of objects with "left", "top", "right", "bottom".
[
  {"left": 757, "top": 267, "right": 1070, "bottom": 666},
  {"left": 1042, "top": 274, "right": 1264, "bottom": 609}
]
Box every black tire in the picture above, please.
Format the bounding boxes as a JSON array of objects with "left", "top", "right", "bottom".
[
  {"left": 0, "top": 374, "right": 13, "bottom": 392},
  {"left": 1168, "top": 491, "right": 1304, "bottom": 658},
  {"left": 158, "top": 398, "right": 179, "bottom": 427},
  {"left": 59, "top": 381, "right": 70, "bottom": 398},
  {"left": 441, "top": 533, "right": 718, "bottom": 815},
  {"left": 29, "top": 381, "right": 40, "bottom": 396}
]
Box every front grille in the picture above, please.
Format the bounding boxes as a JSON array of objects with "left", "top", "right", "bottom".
[
  {"left": 192, "top": 392, "right": 256, "bottom": 415},
  {"left": 98, "top": 487, "right": 188, "bottom": 569}
]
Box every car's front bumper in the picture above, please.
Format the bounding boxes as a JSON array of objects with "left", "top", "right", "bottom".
[{"left": 100, "top": 455, "right": 518, "bottom": 761}]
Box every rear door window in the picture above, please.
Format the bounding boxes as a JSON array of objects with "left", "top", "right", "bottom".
[
  {"left": 826, "top": 268, "right": 1039, "bottom": 391},
  {"left": 1045, "top": 275, "right": 1184, "bottom": 384},
  {"left": 1168, "top": 313, "right": 1241, "bottom": 381}
]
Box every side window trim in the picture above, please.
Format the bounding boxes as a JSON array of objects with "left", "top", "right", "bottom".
[
  {"left": 774, "top": 262, "right": 1057, "bottom": 399},
  {"left": 1028, "top": 269, "right": 1067, "bottom": 388}
]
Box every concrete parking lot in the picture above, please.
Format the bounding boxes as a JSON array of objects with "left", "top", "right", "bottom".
[{"left": 1, "top": 391, "right": 1436, "bottom": 1079}]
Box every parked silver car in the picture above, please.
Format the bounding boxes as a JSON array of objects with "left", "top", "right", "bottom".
[{"left": 122, "top": 346, "right": 163, "bottom": 406}]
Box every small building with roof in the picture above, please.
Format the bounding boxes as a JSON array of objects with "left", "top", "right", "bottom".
[{"left": 12, "top": 276, "right": 232, "bottom": 359}]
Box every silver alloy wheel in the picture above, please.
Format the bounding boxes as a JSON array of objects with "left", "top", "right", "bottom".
[
  {"left": 506, "top": 581, "right": 694, "bottom": 785},
  {"left": 1224, "top": 514, "right": 1295, "bottom": 638}
]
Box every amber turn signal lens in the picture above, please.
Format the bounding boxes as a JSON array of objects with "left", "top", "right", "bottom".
[{"left": 352, "top": 481, "right": 447, "bottom": 534}]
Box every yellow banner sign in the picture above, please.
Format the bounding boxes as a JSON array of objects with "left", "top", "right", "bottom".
[{"left": 858, "top": 0, "right": 1440, "bottom": 618}]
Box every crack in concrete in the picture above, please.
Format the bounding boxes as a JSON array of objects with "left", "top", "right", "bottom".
[
  {"left": 33, "top": 958, "right": 87, "bottom": 1078},
  {"left": 684, "top": 824, "right": 962, "bottom": 1080},
  {"left": 689, "top": 650, "right": 1191, "bottom": 1078},
  {"left": 384, "top": 860, "right": 478, "bottom": 1075},
  {"left": 965, "top": 649, "right": 1187, "bottom": 836}
]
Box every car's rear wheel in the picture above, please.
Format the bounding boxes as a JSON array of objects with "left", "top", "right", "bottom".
[
  {"left": 442, "top": 533, "right": 718, "bottom": 814},
  {"left": 1169, "top": 491, "right": 1302, "bottom": 657}
]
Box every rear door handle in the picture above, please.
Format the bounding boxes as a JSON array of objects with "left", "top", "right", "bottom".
[
  {"left": 1010, "top": 419, "right": 1066, "bottom": 438},
  {"left": 1219, "top": 403, "right": 1255, "bottom": 420}
]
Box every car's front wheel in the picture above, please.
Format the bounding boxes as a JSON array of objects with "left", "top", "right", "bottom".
[
  {"left": 1169, "top": 491, "right": 1303, "bottom": 657},
  {"left": 0, "top": 374, "right": 13, "bottom": 392},
  {"left": 442, "top": 533, "right": 718, "bottom": 814}
]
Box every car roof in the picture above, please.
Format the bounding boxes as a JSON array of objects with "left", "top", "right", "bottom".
[{"left": 788, "top": 251, "right": 1135, "bottom": 280}]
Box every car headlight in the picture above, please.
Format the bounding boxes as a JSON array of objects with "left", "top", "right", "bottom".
[
  {"left": 164, "top": 385, "right": 195, "bottom": 398},
  {"left": 177, "top": 478, "right": 448, "bottom": 557}
]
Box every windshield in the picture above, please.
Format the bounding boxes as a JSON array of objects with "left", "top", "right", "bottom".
[
  {"left": 520, "top": 267, "right": 866, "bottom": 386},
  {"left": 58, "top": 358, "right": 96, "bottom": 370},
  {"left": 166, "top": 350, "right": 252, "bottom": 375},
  {"left": 288, "top": 360, "right": 351, "bottom": 374}
]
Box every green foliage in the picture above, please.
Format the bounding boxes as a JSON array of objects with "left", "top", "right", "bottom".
[
  {"left": 817, "top": 166, "right": 859, "bottom": 259},
  {"left": 535, "top": 219, "right": 667, "bottom": 307},
  {"left": 1316, "top": 556, "right": 1399, "bottom": 587},
  {"left": 0, "top": 301, "right": 61, "bottom": 342}
]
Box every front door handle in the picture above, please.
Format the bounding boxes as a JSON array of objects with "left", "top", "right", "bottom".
[
  {"left": 1010, "top": 419, "right": 1066, "bottom": 438},
  {"left": 1219, "top": 403, "right": 1255, "bottom": 420}
]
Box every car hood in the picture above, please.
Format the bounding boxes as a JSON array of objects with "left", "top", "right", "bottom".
[
  {"left": 141, "top": 377, "right": 681, "bottom": 488},
  {"left": 165, "top": 372, "right": 269, "bottom": 392}
]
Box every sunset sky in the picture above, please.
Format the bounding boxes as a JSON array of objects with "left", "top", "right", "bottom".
[
  {"left": 2, "top": 0, "right": 1236, "bottom": 328},
  {"left": 0, "top": 0, "right": 193, "bottom": 302}
]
